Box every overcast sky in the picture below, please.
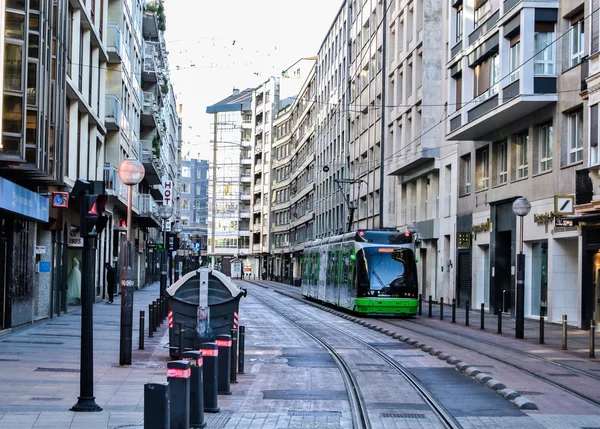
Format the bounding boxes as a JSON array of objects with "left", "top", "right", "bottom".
[{"left": 163, "top": 0, "right": 343, "bottom": 160}]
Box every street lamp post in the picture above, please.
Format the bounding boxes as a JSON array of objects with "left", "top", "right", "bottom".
[
  {"left": 117, "top": 158, "right": 145, "bottom": 365},
  {"left": 172, "top": 220, "right": 183, "bottom": 281},
  {"left": 157, "top": 205, "right": 173, "bottom": 300},
  {"left": 513, "top": 197, "right": 531, "bottom": 339}
]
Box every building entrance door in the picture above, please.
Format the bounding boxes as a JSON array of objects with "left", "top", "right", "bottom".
[{"left": 457, "top": 250, "right": 471, "bottom": 308}]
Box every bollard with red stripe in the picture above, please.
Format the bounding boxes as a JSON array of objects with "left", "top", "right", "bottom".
[
  {"left": 182, "top": 351, "right": 206, "bottom": 429},
  {"left": 199, "top": 343, "right": 219, "bottom": 413},
  {"left": 167, "top": 360, "right": 191, "bottom": 429},
  {"left": 216, "top": 334, "right": 232, "bottom": 395},
  {"left": 233, "top": 311, "right": 239, "bottom": 329},
  {"left": 168, "top": 310, "right": 173, "bottom": 329}
]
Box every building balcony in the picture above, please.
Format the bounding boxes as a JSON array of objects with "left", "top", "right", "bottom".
[
  {"left": 255, "top": 143, "right": 263, "bottom": 154},
  {"left": 239, "top": 209, "right": 251, "bottom": 218},
  {"left": 105, "top": 94, "right": 122, "bottom": 131},
  {"left": 142, "top": 92, "right": 159, "bottom": 127},
  {"left": 151, "top": 182, "right": 164, "bottom": 200},
  {"left": 104, "top": 163, "right": 141, "bottom": 214},
  {"left": 142, "top": 11, "right": 159, "bottom": 39},
  {"left": 240, "top": 175, "right": 251, "bottom": 183},
  {"left": 240, "top": 193, "right": 251, "bottom": 202},
  {"left": 141, "top": 139, "right": 162, "bottom": 185},
  {"left": 137, "top": 193, "right": 161, "bottom": 228},
  {"left": 447, "top": 76, "right": 557, "bottom": 141},
  {"left": 241, "top": 156, "right": 252, "bottom": 165},
  {"left": 106, "top": 23, "right": 122, "bottom": 63},
  {"left": 254, "top": 182, "right": 262, "bottom": 193},
  {"left": 253, "top": 202, "right": 262, "bottom": 212},
  {"left": 255, "top": 122, "right": 263, "bottom": 135},
  {"left": 239, "top": 230, "right": 251, "bottom": 237},
  {"left": 142, "top": 51, "right": 158, "bottom": 83},
  {"left": 252, "top": 243, "right": 261, "bottom": 253},
  {"left": 252, "top": 222, "right": 261, "bottom": 232}
]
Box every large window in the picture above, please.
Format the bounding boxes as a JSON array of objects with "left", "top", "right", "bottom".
[
  {"left": 461, "top": 154, "right": 471, "bottom": 194},
  {"left": 497, "top": 141, "right": 507, "bottom": 185},
  {"left": 480, "top": 148, "right": 489, "bottom": 190},
  {"left": 455, "top": 4, "right": 463, "bottom": 43},
  {"left": 474, "top": 54, "right": 499, "bottom": 103},
  {"left": 570, "top": 19, "right": 585, "bottom": 67},
  {"left": 474, "top": 0, "right": 491, "bottom": 27},
  {"left": 568, "top": 110, "right": 583, "bottom": 164},
  {"left": 516, "top": 133, "right": 529, "bottom": 179},
  {"left": 509, "top": 39, "right": 520, "bottom": 83},
  {"left": 539, "top": 123, "right": 553, "bottom": 172},
  {"left": 534, "top": 25, "right": 556, "bottom": 76}
]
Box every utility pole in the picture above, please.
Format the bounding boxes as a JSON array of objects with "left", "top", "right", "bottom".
[
  {"left": 211, "top": 112, "right": 218, "bottom": 266},
  {"left": 334, "top": 179, "right": 366, "bottom": 232}
]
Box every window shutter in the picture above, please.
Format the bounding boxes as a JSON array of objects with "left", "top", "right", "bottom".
[
  {"left": 593, "top": 0, "right": 600, "bottom": 54},
  {"left": 592, "top": 105, "right": 599, "bottom": 148}
]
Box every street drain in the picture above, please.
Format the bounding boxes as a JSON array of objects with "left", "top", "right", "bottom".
[
  {"left": 30, "top": 397, "right": 63, "bottom": 401},
  {"left": 381, "top": 413, "right": 425, "bottom": 419},
  {"left": 288, "top": 410, "right": 341, "bottom": 417},
  {"left": 518, "top": 391, "right": 543, "bottom": 396},
  {"left": 35, "top": 367, "right": 79, "bottom": 373}
]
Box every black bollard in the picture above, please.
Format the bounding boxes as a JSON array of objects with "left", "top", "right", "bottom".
[
  {"left": 178, "top": 322, "right": 185, "bottom": 359},
  {"left": 154, "top": 301, "right": 159, "bottom": 330},
  {"left": 182, "top": 351, "right": 206, "bottom": 429},
  {"left": 418, "top": 294, "right": 422, "bottom": 316},
  {"left": 428, "top": 295, "right": 432, "bottom": 318},
  {"left": 480, "top": 303, "right": 485, "bottom": 330},
  {"left": 238, "top": 326, "right": 246, "bottom": 374},
  {"left": 139, "top": 311, "right": 145, "bottom": 350},
  {"left": 466, "top": 301, "right": 470, "bottom": 326},
  {"left": 200, "top": 343, "right": 220, "bottom": 413},
  {"left": 216, "top": 334, "right": 232, "bottom": 395},
  {"left": 539, "top": 305, "right": 545, "bottom": 344},
  {"left": 451, "top": 299, "right": 456, "bottom": 323},
  {"left": 158, "top": 298, "right": 163, "bottom": 323},
  {"left": 144, "top": 382, "right": 169, "bottom": 429},
  {"left": 440, "top": 297, "right": 444, "bottom": 320},
  {"left": 149, "top": 304, "right": 154, "bottom": 338},
  {"left": 167, "top": 360, "right": 190, "bottom": 429},
  {"left": 230, "top": 329, "right": 238, "bottom": 384},
  {"left": 498, "top": 308, "right": 502, "bottom": 334}
]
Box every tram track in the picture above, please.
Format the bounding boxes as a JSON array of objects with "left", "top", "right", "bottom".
[
  {"left": 248, "top": 280, "right": 600, "bottom": 410},
  {"left": 246, "top": 281, "right": 461, "bottom": 429}
]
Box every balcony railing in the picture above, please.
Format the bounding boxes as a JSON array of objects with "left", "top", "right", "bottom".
[
  {"left": 138, "top": 193, "right": 158, "bottom": 215},
  {"left": 106, "top": 23, "right": 122, "bottom": 61},
  {"left": 104, "top": 163, "right": 118, "bottom": 193},
  {"left": 105, "top": 94, "right": 121, "bottom": 129}
]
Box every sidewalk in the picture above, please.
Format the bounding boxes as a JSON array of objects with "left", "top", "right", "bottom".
[
  {"left": 0, "top": 281, "right": 168, "bottom": 428},
  {"left": 418, "top": 300, "right": 598, "bottom": 357}
]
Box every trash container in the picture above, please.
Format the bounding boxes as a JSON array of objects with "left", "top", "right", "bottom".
[{"left": 167, "top": 268, "right": 247, "bottom": 358}]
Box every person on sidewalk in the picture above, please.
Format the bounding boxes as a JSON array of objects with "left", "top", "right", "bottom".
[{"left": 105, "top": 262, "right": 116, "bottom": 303}]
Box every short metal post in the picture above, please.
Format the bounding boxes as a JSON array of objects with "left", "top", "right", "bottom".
[
  {"left": 440, "top": 297, "right": 444, "bottom": 320},
  {"left": 216, "top": 334, "right": 232, "bottom": 395},
  {"left": 230, "top": 329, "right": 238, "bottom": 384},
  {"left": 590, "top": 320, "right": 596, "bottom": 359},
  {"left": 238, "top": 326, "right": 246, "bottom": 374},
  {"left": 561, "top": 315, "right": 568, "bottom": 350},
  {"left": 418, "top": 294, "right": 422, "bottom": 316},
  {"left": 480, "top": 303, "right": 485, "bottom": 330},
  {"left": 167, "top": 360, "right": 190, "bottom": 429},
  {"left": 182, "top": 351, "right": 205, "bottom": 429},
  {"left": 428, "top": 295, "right": 432, "bottom": 318},
  {"left": 451, "top": 299, "right": 456, "bottom": 323},
  {"left": 178, "top": 322, "right": 185, "bottom": 359},
  {"left": 200, "top": 343, "right": 220, "bottom": 413},
  {"left": 539, "top": 305, "right": 545, "bottom": 344},
  {"left": 149, "top": 304, "right": 154, "bottom": 338},
  {"left": 497, "top": 309, "right": 502, "bottom": 334},
  {"left": 154, "top": 301, "right": 159, "bottom": 330},
  {"left": 144, "top": 382, "right": 169, "bottom": 429},
  {"left": 158, "top": 297, "right": 163, "bottom": 322},
  {"left": 139, "top": 311, "right": 145, "bottom": 350},
  {"left": 465, "top": 301, "right": 470, "bottom": 326}
]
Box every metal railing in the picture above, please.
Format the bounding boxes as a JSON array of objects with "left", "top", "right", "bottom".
[
  {"left": 106, "top": 23, "right": 122, "bottom": 58},
  {"left": 105, "top": 94, "right": 121, "bottom": 126}
]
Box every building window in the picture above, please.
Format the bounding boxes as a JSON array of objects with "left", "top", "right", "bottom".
[
  {"left": 516, "top": 133, "right": 529, "bottom": 179},
  {"left": 461, "top": 154, "right": 471, "bottom": 194},
  {"left": 568, "top": 110, "right": 583, "bottom": 164},
  {"left": 455, "top": 4, "right": 463, "bottom": 43},
  {"left": 181, "top": 199, "right": 190, "bottom": 210},
  {"left": 570, "top": 19, "right": 585, "bottom": 67},
  {"left": 539, "top": 123, "right": 553, "bottom": 172},
  {"left": 591, "top": 104, "right": 599, "bottom": 166},
  {"left": 497, "top": 141, "right": 508, "bottom": 185},
  {"left": 534, "top": 26, "right": 556, "bottom": 76},
  {"left": 479, "top": 148, "right": 489, "bottom": 190},
  {"left": 474, "top": 0, "right": 491, "bottom": 27},
  {"left": 474, "top": 54, "right": 499, "bottom": 103},
  {"left": 182, "top": 166, "right": 191, "bottom": 177},
  {"left": 509, "top": 38, "right": 520, "bottom": 83}
]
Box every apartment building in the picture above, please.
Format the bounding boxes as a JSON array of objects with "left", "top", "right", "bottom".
[
  {"left": 205, "top": 88, "right": 253, "bottom": 276},
  {"left": 179, "top": 158, "right": 209, "bottom": 256},
  {"left": 446, "top": 0, "right": 587, "bottom": 326},
  {"left": 387, "top": 0, "right": 446, "bottom": 301}
]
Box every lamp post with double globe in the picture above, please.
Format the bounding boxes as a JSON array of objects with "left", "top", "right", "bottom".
[
  {"left": 117, "top": 158, "right": 145, "bottom": 365},
  {"left": 512, "top": 197, "right": 531, "bottom": 339},
  {"left": 172, "top": 220, "right": 183, "bottom": 281}
]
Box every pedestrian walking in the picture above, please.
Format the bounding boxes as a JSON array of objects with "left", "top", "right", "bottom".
[{"left": 105, "top": 262, "right": 116, "bottom": 303}]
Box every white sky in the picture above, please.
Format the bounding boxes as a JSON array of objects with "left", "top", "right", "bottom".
[{"left": 163, "top": 0, "right": 344, "bottom": 161}]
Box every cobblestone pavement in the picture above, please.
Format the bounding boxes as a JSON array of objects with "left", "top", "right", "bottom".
[{"left": 0, "top": 279, "right": 599, "bottom": 428}]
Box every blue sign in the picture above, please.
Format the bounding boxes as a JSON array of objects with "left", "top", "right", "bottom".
[
  {"left": 0, "top": 177, "right": 49, "bottom": 222},
  {"left": 39, "top": 262, "right": 51, "bottom": 273}
]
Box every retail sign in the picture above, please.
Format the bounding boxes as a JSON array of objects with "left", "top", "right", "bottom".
[
  {"left": 554, "top": 195, "right": 574, "bottom": 215},
  {"left": 555, "top": 218, "right": 574, "bottom": 228},
  {"left": 34, "top": 246, "right": 46, "bottom": 255},
  {"left": 38, "top": 262, "right": 51, "bottom": 273},
  {"left": 51, "top": 192, "right": 69, "bottom": 208},
  {"left": 163, "top": 181, "right": 173, "bottom": 206},
  {"left": 68, "top": 230, "right": 84, "bottom": 248},
  {"left": 0, "top": 177, "right": 49, "bottom": 222},
  {"left": 471, "top": 219, "right": 492, "bottom": 233}
]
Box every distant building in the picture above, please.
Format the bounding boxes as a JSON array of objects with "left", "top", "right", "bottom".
[{"left": 179, "top": 158, "right": 209, "bottom": 257}]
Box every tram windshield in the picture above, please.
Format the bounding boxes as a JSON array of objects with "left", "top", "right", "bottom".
[{"left": 358, "top": 247, "right": 418, "bottom": 298}]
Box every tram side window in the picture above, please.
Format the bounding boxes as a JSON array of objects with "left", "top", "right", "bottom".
[
  {"left": 327, "top": 251, "right": 337, "bottom": 286},
  {"left": 341, "top": 252, "right": 352, "bottom": 285},
  {"left": 356, "top": 251, "right": 370, "bottom": 297}
]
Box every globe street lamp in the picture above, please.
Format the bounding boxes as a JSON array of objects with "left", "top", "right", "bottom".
[
  {"left": 512, "top": 197, "right": 531, "bottom": 339},
  {"left": 157, "top": 204, "right": 173, "bottom": 300},
  {"left": 172, "top": 220, "right": 183, "bottom": 281},
  {"left": 117, "top": 158, "right": 145, "bottom": 365}
]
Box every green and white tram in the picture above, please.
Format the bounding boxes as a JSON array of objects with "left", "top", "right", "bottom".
[{"left": 301, "top": 230, "right": 419, "bottom": 316}]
